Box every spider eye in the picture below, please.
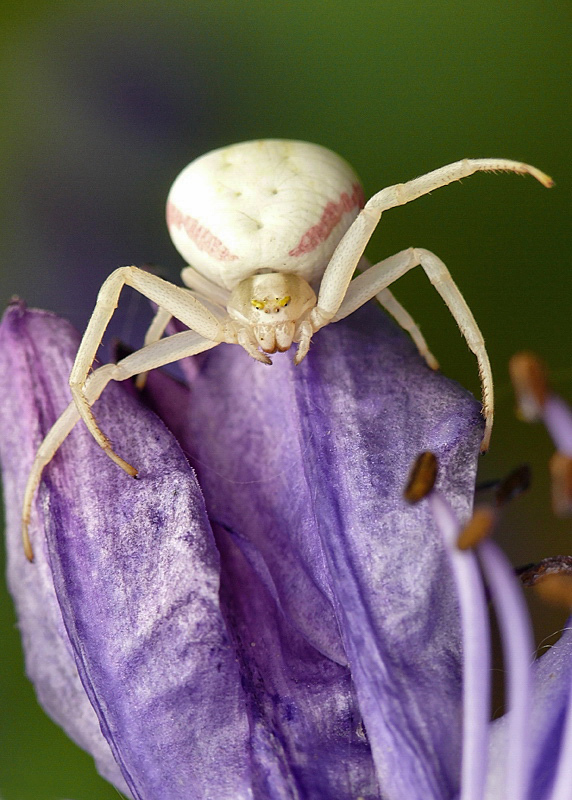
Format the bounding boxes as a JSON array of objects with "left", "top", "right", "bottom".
[
  {"left": 251, "top": 299, "right": 265, "bottom": 310},
  {"left": 277, "top": 295, "right": 291, "bottom": 307}
]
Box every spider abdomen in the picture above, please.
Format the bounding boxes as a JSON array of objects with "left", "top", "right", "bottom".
[{"left": 167, "top": 139, "right": 364, "bottom": 291}]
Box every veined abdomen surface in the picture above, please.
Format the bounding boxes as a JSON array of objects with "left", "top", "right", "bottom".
[{"left": 167, "top": 139, "right": 364, "bottom": 291}]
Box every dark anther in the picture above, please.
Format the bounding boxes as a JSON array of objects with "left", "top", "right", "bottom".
[
  {"left": 475, "top": 465, "right": 532, "bottom": 506},
  {"left": 495, "top": 464, "right": 532, "bottom": 506},
  {"left": 404, "top": 452, "right": 437, "bottom": 504},
  {"left": 475, "top": 478, "right": 502, "bottom": 494},
  {"left": 457, "top": 507, "right": 495, "bottom": 551}
]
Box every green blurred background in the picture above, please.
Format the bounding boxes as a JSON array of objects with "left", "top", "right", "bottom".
[{"left": 0, "top": 1, "right": 570, "bottom": 797}]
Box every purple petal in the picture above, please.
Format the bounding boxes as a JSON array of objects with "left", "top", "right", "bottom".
[
  {"left": 213, "top": 520, "right": 381, "bottom": 799},
  {"left": 0, "top": 303, "right": 252, "bottom": 800},
  {"left": 146, "top": 303, "right": 483, "bottom": 800},
  {"left": 487, "top": 627, "right": 572, "bottom": 800},
  {"left": 537, "top": 627, "right": 572, "bottom": 800},
  {"left": 0, "top": 303, "right": 131, "bottom": 797},
  {"left": 147, "top": 367, "right": 381, "bottom": 799}
]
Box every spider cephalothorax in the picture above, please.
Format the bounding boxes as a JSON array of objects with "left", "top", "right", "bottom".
[{"left": 226, "top": 272, "right": 317, "bottom": 357}]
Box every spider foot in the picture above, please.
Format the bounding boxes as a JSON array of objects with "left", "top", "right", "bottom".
[
  {"left": 424, "top": 352, "right": 439, "bottom": 371},
  {"left": 104, "top": 444, "right": 138, "bottom": 477}
]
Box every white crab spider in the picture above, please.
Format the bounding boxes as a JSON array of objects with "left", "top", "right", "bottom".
[{"left": 21, "top": 139, "right": 552, "bottom": 560}]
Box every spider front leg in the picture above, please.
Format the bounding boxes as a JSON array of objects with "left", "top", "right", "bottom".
[
  {"left": 134, "top": 306, "right": 173, "bottom": 390},
  {"left": 374, "top": 288, "right": 439, "bottom": 370},
  {"left": 135, "top": 268, "right": 231, "bottom": 389},
  {"left": 23, "top": 328, "right": 219, "bottom": 560},
  {"left": 69, "top": 266, "right": 225, "bottom": 473},
  {"left": 326, "top": 246, "right": 494, "bottom": 451},
  {"left": 365, "top": 158, "right": 552, "bottom": 214},
  {"left": 310, "top": 154, "right": 551, "bottom": 449},
  {"left": 350, "top": 259, "right": 439, "bottom": 370},
  {"left": 314, "top": 156, "right": 551, "bottom": 325}
]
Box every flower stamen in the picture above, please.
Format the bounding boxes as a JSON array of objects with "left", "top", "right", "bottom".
[
  {"left": 406, "top": 460, "right": 492, "bottom": 800},
  {"left": 493, "top": 464, "right": 532, "bottom": 507},
  {"left": 509, "top": 352, "right": 548, "bottom": 421},
  {"left": 407, "top": 455, "right": 541, "bottom": 800},
  {"left": 429, "top": 493, "right": 491, "bottom": 800},
  {"left": 403, "top": 451, "right": 437, "bottom": 503},
  {"left": 549, "top": 452, "right": 572, "bottom": 516},
  {"left": 510, "top": 352, "right": 572, "bottom": 518},
  {"left": 478, "top": 539, "right": 534, "bottom": 800},
  {"left": 457, "top": 506, "right": 495, "bottom": 551}
]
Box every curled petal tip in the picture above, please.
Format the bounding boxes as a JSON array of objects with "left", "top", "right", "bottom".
[{"left": 518, "top": 555, "right": 572, "bottom": 586}]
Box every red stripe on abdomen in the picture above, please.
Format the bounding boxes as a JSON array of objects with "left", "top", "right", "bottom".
[
  {"left": 167, "top": 201, "right": 239, "bottom": 262},
  {"left": 288, "top": 183, "right": 365, "bottom": 257}
]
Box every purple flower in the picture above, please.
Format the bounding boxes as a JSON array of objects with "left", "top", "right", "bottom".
[
  {"left": 400, "top": 347, "right": 572, "bottom": 800},
  {"left": 406, "top": 454, "right": 572, "bottom": 800},
  {"left": 1, "top": 298, "right": 569, "bottom": 800}
]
